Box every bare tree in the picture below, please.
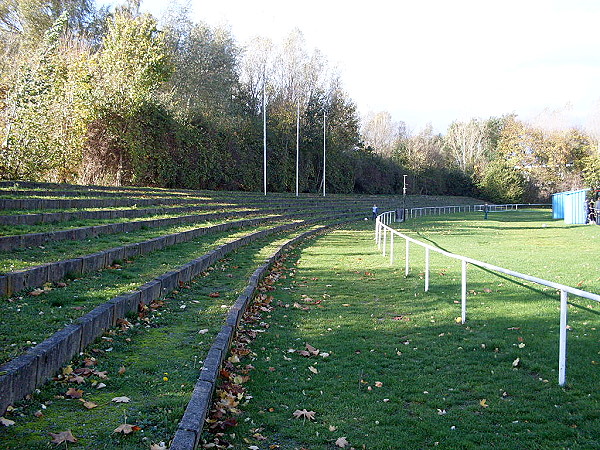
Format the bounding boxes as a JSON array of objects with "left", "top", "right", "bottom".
[
  {"left": 361, "top": 111, "right": 399, "bottom": 156},
  {"left": 443, "top": 118, "right": 489, "bottom": 175}
]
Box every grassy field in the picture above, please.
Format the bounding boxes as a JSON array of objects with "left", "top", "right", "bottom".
[
  {"left": 5, "top": 188, "right": 597, "bottom": 449},
  {"left": 202, "top": 210, "right": 600, "bottom": 449}
]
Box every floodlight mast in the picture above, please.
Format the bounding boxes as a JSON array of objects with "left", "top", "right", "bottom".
[
  {"left": 263, "top": 75, "right": 267, "bottom": 196},
  {"left": 323, "top": 111, "right": 326, "bottom": 197},
  {"left": 296, "top": 98, "right": 300, "bottom": 197}
]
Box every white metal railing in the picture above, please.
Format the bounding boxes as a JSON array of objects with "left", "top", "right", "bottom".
[
  {"left": 375, "top": 210, "right": 600, "bottom": 387},
  {"left": 405, "top": 203, "right": 550, "bottom": 219}
]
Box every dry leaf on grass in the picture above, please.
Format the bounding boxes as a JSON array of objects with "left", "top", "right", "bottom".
[
  {"left": 49, "top": 430, "right": 77, "bottom": 444},
  {"left": 114, "top": 423, "right": 141, "bottom": 434},
  {"left": 292, "top": 409, "right": 316, "bottom": 421},
  {"left": 1, "top": 417, "right": 15, "bottom": 426},
  {"left": 335, "top": 436, "right": 349, "bottom": 448},
  {"left": 65, "top": 388, "right": 84, "bottom": 399},
  {"left": 80, "top": 399, "right": 98, "bottom": 410},
  {"left": 308, "top": 366, "right": 318, "bottom": 374},
  {"left": 111, "top": 396, "right": 130, "bottom": 403}
]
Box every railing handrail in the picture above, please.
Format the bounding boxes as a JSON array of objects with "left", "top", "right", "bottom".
[{"left": 374, "top": 209, "right": 599, "bottom": 386}]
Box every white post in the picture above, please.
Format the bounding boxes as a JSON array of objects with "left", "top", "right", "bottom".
[
  {"left": 322, "top": 111, "right": 326, "bottom": 197},
  {"left": 405, "top": 239, "right": 410, "bottom": 277},
  {"left": 425, "top": 247, "right": 430, "bottom": 292},
  {"left": 390, "top": 232, "right": 394, "bottom": 265},
  {"left": 559, "top": 289, "right": 568, "bottom": 386},
  {"left": 382, "top": 227, "right": 387, "bottom": 257},
  {"left": 461, "top": 260, "right": 467, "bottom": 324},
  {"left": 263, "top": 77, "right": 267, "bottom": 196},
  {"left": 296, "top": 98, "right": 300, "bottom": 197}
]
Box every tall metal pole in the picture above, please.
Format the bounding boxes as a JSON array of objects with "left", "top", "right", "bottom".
[
  {"left": 296, "top": 98, "right": 300, "bottom": 197},
  {"left": 263, "top": 76, "right": 267, "bottom": 196},
  {"left": 403, "top": 174, "right": 407, "bottom": 211},
  {"left": 322, "top": 111, "right": 326, "bottom": 197}
]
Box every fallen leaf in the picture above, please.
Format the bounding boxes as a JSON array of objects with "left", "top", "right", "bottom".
[
  {"left": 1, "top": 417, "right": 15, "bottom": 426},
  {"left": 479, "top": 399, "right": 489, "bottom": 408},
  {"left": 113, "top": 423, "right": 141, "bottom": 434},
  {"left": 96, "top": 382, "right": 107, "bottom": 389},
  {"left": 328, "top": 425, "right": 338, "bottom": 431},
  {"left": 308, "top": 366, "right": 318, "bottom": 374},
  {"left": 34, "top": 410, "right": 44, "bottom": 418},
  {"left": 29, "top": 289, "right": 45, "bottom": 296},
  {"left": 49, "top": 430, "right": 77, "bottom": 444},
  {"left": 198, "top": 329, "right": 209, "bottom": 334},
  {"left": 374, "top": 381, "right": 383, "bottom": 388},
  {"left": 111, "top": 396, "right": 130, "bottom": 403},
  {"left": 512, "top": 358, "right": 521, "bottom": 367},
  {"left": 335, "top": 436, "right": 350, "bottom": 448},
  {"left": 306, "top": 343, "right": 319, "bottom": 355},
  {"left": 80, "top": 400, "right": 98, "bottom": 410},
  {"left": 292, "top": 409, "right": 316, "bottom": 421},
  {"left": 68, "top": 375, "right": 85, "bottom": 384},
  {"left": 209, "top": 292, "right": 220, "bottom": 298},
  {"left": 94, "top": 370, "right": 108, "bottom": 379},
  {"left": 118, "top": 366, "right": 126, "bottom": 375},
  {"left": 150, "top": 443, "right": 167, "bottom": 450},
  {"left": 65, "top": 388, "right": 84, "bottom": 399}
]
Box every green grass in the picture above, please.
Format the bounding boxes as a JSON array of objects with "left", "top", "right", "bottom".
[
  {"left": 0, "top": 224, "right": 327, "bottom": 449},
  {"left": 200, "top": 213, "right": 599, "bottom": 449},
  {"left": 0, "top": 215, "right": 286, "bottom": 273},
  {"left": 0, "top": 220, "right": 311, "bottom": 363}
]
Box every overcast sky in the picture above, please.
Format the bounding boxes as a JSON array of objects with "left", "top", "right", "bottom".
[{"left": 133, "top": 0, "right": 600, "bottom": 134}]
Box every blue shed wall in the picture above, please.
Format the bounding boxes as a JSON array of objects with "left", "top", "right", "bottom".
[{"left": 563, "top": 189, "right": 589, "bottom": 225}]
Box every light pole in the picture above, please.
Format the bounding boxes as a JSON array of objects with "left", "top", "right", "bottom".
[
  {"left": 322, "top": 111, "right": 326, "bottom": 197},
  {"left": 263, "top": 77, "right": 267, "bottom": 196},
  {"left": 296, "top": 98, "right": 300, "bottom": 197}
]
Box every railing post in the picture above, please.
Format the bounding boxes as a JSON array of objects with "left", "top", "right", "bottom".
[
  {"left": 461, "top": 260, "right": 467, "bottom": 324},
  {"left": 382, "top": 226, "right": 387, "bottom": 256},
  {"left": 405, "top": 239, "right": 410, "bottom": 277},
  {"left": 390, "top": 232, "right": 394, "bottom": 265},
  {"left": 559, "top": 289, "right": 568, "bottom": 386},
  {"left": 425, "top": 247, "right": 430, "bottom": 292}
]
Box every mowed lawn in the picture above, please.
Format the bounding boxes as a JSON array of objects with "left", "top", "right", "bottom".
[{"left": 218, "top": 210, "right": 600, "bottom": 449}]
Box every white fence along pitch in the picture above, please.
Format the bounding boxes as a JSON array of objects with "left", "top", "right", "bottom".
[{"left": 375, "top": 210, "right": 600, "bottom": 387}]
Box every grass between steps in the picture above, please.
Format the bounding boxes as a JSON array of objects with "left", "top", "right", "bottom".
[
  {"left": 203, "top": 215, "right": 599, "bottom": 449},
  {"left": 0, "top": 220, "right": 302, "bottom": 363},
  {"left": 0, "top": 215, "right": 287, "bottom": 274},
  {"left": 0, "top": 207, "right": 244, "bottom": 237},
  {"left": 0, "top": 224, "right": 327, "bottom": 448}
]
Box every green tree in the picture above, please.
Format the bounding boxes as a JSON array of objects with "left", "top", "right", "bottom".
[{"left": 82, "top": 10, "right": 172, "bottom": 185}]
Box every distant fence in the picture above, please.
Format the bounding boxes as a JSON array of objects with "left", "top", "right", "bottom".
[
  {"left": 404, "top": 203, "right": 550, "bottom": 220},
  {"left": 375, "top": 209, "right": 600, "bottom": 387}
]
